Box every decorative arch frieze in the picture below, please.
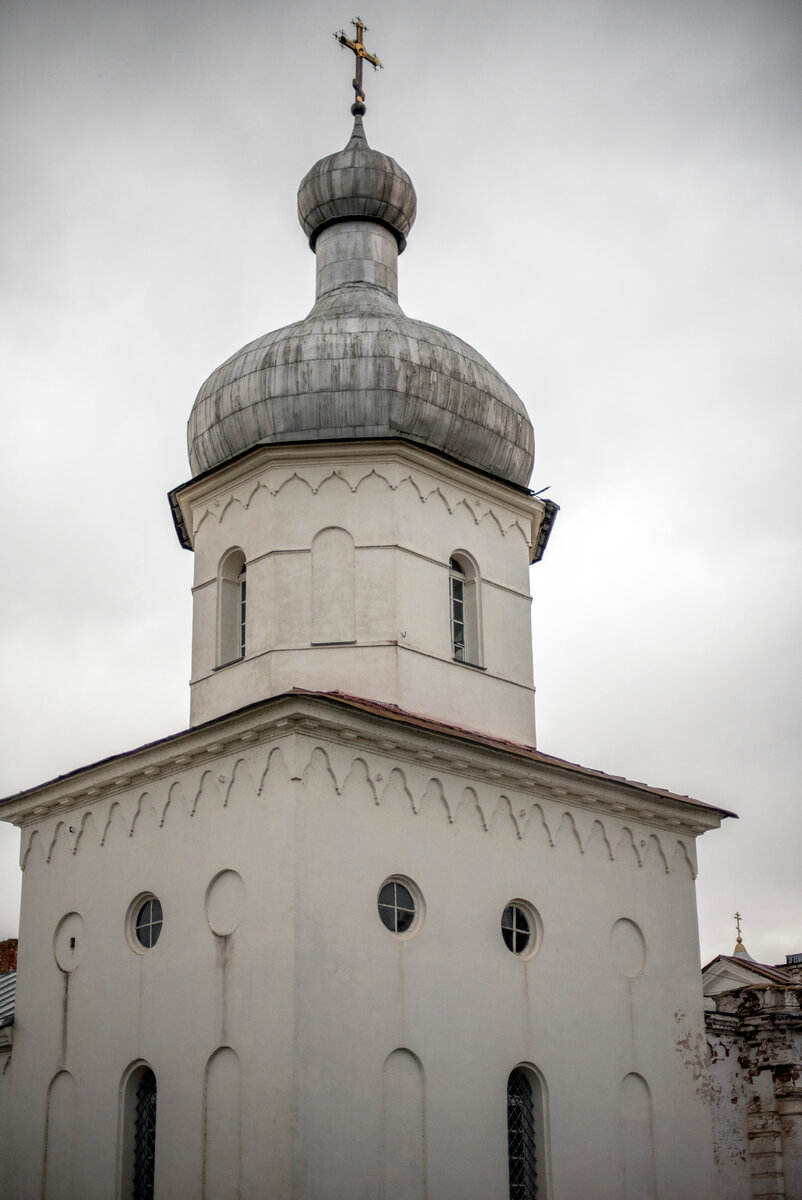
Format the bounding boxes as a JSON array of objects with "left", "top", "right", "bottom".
[
  {"left": 670, "top": 839, "right": 697, "bottom": 879},
  {"left": 380, "top": 767, "right": 414, "bottom": 813},
  {"left": 643, "top": 833, "right": 669, "bottom": 874},
  {"left": 585, "top": 819, "right": 615, "bottom": 861},
  {"left": 301, "top": 746, "right": 340, "bottom": 798},
  {"left": 160, "top": 781, "right": 190, "bottom": 828},
  {"left": 527, "top": 802, "right": 555, "bottom": 845},
  {"left": 190, "top": 770, "right": 221, "bottom": 818},
  {"left": 455, "top": 786, "right": 487, "bottom": 831},
  {"left": 614, "top": 827, "right": 643, "bottom": 868},
  {"left": 101, "top": 801, "right": 128, "bottom": 848},
  {"left": 21, "top": 739, "right": 694, "bottom": 884},
  {"left": 341, "top": 756, "right": 379, "bottom": 807},
  {"left": 130, "top": 793, "right": 159, "bottom": 839},
  {"left": 256, "top": 745, "right": 291, "bottom": 797},
  {"left": 418, "top": 776, "right": 451, "bottom": 822},
  {"left": 554, "top": 811, "right": 584, "bottom": 855},
  {"left": 221, "top": 757, "right": 256, "bottom": 808},
  {"left": 46, "top": 821, "right": 72, "bottom": 864},
  {"left": 192, "top": 465, "right": 529, "bottom": 544},
  {"left": 21, "top": 827, "right": 44, "bottom": 870},
  {"left": 488, "top": 794, "right": 520, "bottom": 838},
  {"left": 73, "top": 811, "right": 100, "bottom": 856}
]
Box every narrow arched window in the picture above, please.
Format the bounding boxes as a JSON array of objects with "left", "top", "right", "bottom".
[
  {"left": 508, "top": 1068, "right": 538, "bottom": 1199},
  {"left": 218, "top": 549, "right": 247, "bottom": 665},
  {"left": 449, "top": 553, "right": 481, "bottom": 665},
  {"left": 237, "top": 563, "right": 247, "bottom": 659},
  {"left": 133, "top": 1069, "right": 157, "bottom": 1200},
  {"left": 121, "top": 1065, "right": 157, "bottom": 1200}
]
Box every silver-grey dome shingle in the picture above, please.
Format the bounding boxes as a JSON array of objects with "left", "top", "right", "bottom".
[
  {"left": 297, "top": 116, "right": 417, "bottom": 248},
  {"left": 186, "top": 121, "right": 534, "bottom": 488}
]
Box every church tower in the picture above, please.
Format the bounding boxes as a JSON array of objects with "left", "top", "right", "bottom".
[
  {"left": 1, "top": 30, "right": 729, "bottom": 1200},
  {"left": 171, "top": 101, "right": 554, "bottom": 747}
]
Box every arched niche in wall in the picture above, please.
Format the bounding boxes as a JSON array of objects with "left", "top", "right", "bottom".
[
  {"left": 202, "top": 1046, "right": 242, "bottom": 1199},
  {"left": 619, "top": 1072, "right": 657, "bottom": 1200},
  {"left": 43, "top": 1070, "right": 77, "bottom": 1200},
  {"left": 379, "top": 1048, "right": 426, "bottom": 1200},
  {"left": 311, "top": 526, "right": 356, "bottom": 644}
]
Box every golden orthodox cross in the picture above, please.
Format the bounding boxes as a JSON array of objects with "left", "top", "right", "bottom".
[
  {"left": 734, "top": 911, "right": 743, "bottom": 941},
  {"left": 334, "top": 18, "right": 382, "bottom": 111}
]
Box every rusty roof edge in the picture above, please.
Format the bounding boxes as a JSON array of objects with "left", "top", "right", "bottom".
[
  {"left": 0, "top": 688, "right": 734, "bottom": 827},
  {"left": 300, "top": 690, "right": 736, "bottom": 821},
  {"left": 701, "top": 954, "right": 794, "bottom": 984}
]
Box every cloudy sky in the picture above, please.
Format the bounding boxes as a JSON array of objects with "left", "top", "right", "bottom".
[{"left": 1, "top": 0, "right": 800, "bottom": 966}]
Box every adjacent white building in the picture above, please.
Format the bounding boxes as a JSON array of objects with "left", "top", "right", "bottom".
[{"left": 0, "top": 94, "right": 731, "bottom": 1200}]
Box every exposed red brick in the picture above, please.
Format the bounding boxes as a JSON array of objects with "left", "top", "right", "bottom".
[{"left": 0, "top": 939, "right": 18, "bottom": 973}]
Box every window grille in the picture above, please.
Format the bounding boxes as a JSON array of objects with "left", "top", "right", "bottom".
[
  {"left": 134, "top": 898, "right": 163, "bottom": 949},
  {"left": 508, "top": 1068, "right": 538, "bottom": 1199},
  {"left": 377, "top": 879, "right": 416, "bottom": 933},
  {"left": 502, "top": 905, "right": 532, "bottom": 955},
  {"left": 449, "top": 557, "right": 466, "bottom": 661},
  {"left": 133, "top": 1068, "right": 157, "bottom": 1200}
]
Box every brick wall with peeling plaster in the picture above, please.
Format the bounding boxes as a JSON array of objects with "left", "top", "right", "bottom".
[{"left": 706, "top": 974, "right": 802, "bottom": 1200}]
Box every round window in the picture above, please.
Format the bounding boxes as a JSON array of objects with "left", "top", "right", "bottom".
[
  {"left": 501, "top": 901, "right": 542, "bottom": 959},
  {"left": 377, "top": 877, "right": 422, "bottom": 938},
  {"left": 133, "top": 896, "right": 163, "bottom": 949}
]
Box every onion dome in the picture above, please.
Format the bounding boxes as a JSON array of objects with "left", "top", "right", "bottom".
[
  {"left": 297, "top": 115, "right": 417, "bottom": 250},
  {"left": 187, "top": 119, "right": 535, "bottom": 489}
]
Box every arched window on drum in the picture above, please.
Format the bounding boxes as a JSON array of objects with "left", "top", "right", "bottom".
[
  {"left": 218, "top": 548, "right": 247, "bottom": 666},
  {"left": 448, "top": 552, "right": 482, "bottom": 666}
]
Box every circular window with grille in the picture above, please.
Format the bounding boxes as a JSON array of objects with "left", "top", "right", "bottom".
[
  {"left": 377, "top": 877, "right": 424, "bottom": 939},
  {"left": 501, "top": 900, "right": 542, "bottom": 959},
  {"left": 127, "top": 894, "right": 164, "bottom": 952}
]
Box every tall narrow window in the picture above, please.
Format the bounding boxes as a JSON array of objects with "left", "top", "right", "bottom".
[
  {"left": 218, "top": 548, "right": 247, "bottom": 665},
  {"left": 508, "top": 1068, "right": 538, "bottom": 1199},
  {"left": 237, "top": 563, "right": 247, "bottom": 659},
  {"left": 449, "top": 558, "right": 466, "bottom": 660},
  {"left": 133, "top": 1069, "right": 157, "bottom": 1200},
  {"left": 448, "top": 553, "right": 481, "bottom": 665},
  {"left": 121, "top": 1065, "right": 158, "bottom": 1200}
]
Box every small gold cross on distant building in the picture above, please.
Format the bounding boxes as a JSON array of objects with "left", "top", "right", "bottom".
[
  {"left": 734, "top": 911, "right": 743, "bottom": 941},
  {"left": 334, "top": 18, "right": 382, "bottom": 112}
]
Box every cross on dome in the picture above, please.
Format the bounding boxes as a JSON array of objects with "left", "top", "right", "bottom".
[{"left": 334, "top": 17, "right": 382, "bottom": 114}]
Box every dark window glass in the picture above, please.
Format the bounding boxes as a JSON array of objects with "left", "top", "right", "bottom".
[
  {"left": 378, "top": 880, "right": 416, "bottom": 934},
  {"left": 133, "top": 1068, "right": 157, "bottom": 1200},
  {"left": 238, "top": 566, "right": 247, "bottom": 659},
  {"left": 450, "top": 568, "right": 466, "bottom": 661},
  {"left": 135, "top": 898, "right": 163, "bottom": 949},
  {"left": 508, "top": 1068, "right": 538, "bottom": 1198},
  {"left": 502, "top": 905, "right": 531, "bottom": 955}
]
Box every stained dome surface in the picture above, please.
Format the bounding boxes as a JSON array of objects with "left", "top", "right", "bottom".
[{"left": 187, "top": 118, "right": 534, "bottom": 488}]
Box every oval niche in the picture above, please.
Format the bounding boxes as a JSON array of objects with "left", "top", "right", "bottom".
[
  {"left": 610, "top": 917, "right": 647, "bottom": 978},
  {"left": 205, "top": 870, "right": 246, "bottom": 936},
  {"left": 53, "top": 912, "right": 86, "bottom": 972}
]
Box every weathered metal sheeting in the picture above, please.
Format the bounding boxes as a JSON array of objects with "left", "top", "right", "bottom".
[
  {"left": 188, "top": 298, "right": 535, "bottom": 486},
  {"left": 0, "top": 970, "right": 15, "bottom": 1027},
  {"left": 298, "top": 115, "right": 417, "bottom": 247},
  {"left": 188, "top": 118, "right": 534, "bottom": 487}
]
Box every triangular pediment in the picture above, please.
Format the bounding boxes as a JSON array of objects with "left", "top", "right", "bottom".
[{"left": 702, "top": 954, "right": 792, "bottom": 996}]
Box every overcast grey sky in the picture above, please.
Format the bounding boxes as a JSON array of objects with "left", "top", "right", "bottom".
[{"left": 2, "top": 0, "right": 800, "bottom": 966}]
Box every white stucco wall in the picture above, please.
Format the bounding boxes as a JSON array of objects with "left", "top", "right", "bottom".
[
  {"left": 2, "top": 701, "right": 719, "bottom": 1199},
  {"left": 179, "top": 442, "right": 545, "bottom": 746}
]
